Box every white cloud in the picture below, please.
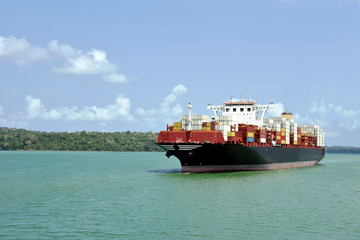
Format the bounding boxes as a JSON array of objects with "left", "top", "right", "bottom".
[
  {"left": 309, "top": 101, "right": 359, "bottom": 119},
  {"left": 309, "top": 102, "right": 323, "bottom": 114},
  {"left": 160, "top": 84, "right": 187, "bottom": 114},
  {"left": 0, "top": 35, "right": 129, "bottom": 83},
  {"left": 7, "top": 120, "right": 28, "bottom": 129},
  {"left": 266, "top": 102, "right": 285, "bottom": 117},
  {"left": 0, "top": 36, "right": 48, "bottom": 65},
  {"left": 21, "top": 84, "right": 187, "bottom": 129},
  {"left": 49, "top": 40, "right": 130, "bottom": 83},
  {"left": 339, "top": 120, "right": 360, "bottom": 131},
  {"left": 25, "top": 95, "right": 134, "bottom": 122},
  {"left": 48, "top": 40, "right": 79, "bottom": 59},
  {"left": 134, "top": 84, "right": 188, "bottom": 127},
  {"left": 294, "top": 112, "right": 331, "bottom": 128},
  {"left": 25, "top": 95, "right": 46, "bottom": 119},
  {"left": 53, "top": 49, "right": 116, "bottom": 74},
  {"left": 0, "top": 105, "right": 29, "bottom": 128},
  {"left": 102, "top": 73, "right": 129, "bottom": 83},
  {"left": 294, "top": 101, "right": 360, "bottom": 141}
]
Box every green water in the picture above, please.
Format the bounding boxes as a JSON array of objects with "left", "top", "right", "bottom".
[{"left": 0, "top": 152, "right": 359, "bottom": 240}]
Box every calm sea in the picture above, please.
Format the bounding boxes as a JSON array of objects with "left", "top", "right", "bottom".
[{"left": 0, "top": 151, "right": 359, "bottom": 240}]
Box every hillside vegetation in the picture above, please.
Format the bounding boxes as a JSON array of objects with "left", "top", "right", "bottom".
[
  {"left": 0, "top": 127, "right": 163, "bottom": 152},
  {"left": 1, "top": 127, "right": 360, "bottom": 153},
  {"left": 325, "top": 146, "right": 360, "bottom": 154}
]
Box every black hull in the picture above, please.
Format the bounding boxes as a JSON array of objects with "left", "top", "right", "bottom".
[{"left": 160, "top": 143, "right": 325, "bottom": 173}]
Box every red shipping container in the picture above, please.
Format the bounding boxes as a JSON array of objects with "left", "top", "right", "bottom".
[{"left": 227, "top": 136, "right": 236, "bottom": 142}]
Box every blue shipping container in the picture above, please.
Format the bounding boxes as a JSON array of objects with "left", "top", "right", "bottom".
[{"left": 248, "top": 137, "right": 254, "bottom": 142}]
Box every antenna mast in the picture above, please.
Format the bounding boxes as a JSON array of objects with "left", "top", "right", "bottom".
[{"left": 187, "top": 102, "right": 192, "bottom": 130}]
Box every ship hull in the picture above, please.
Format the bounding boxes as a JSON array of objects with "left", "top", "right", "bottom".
[{"left": 160, "top": 143, "right": 325, "bottom": 173}]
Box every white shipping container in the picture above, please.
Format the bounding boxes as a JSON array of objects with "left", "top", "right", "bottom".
[
  {"left": 215, "top": 125, "right": 231, "bottom": 131},
  {"left": 290, "top": 123, "right": 298, "bottom": 131},
  {"left": 267, "top": 123, "right": 281, "bottom": 132},
  {"left": 270, "top": 117, "right": 287, "bottom": 122},
  {"left": 193, "top": 126, "right": 202, "bottom": 131},
  {"left": 195, "top": 120, "right": 204, "bottom": 125},
  {"left": 221, "top": 130, "right": 228, "bottom": 141},
  {"left": 181, "top": 114, "right": 210, "bottom": 122},
  {"left": 264, "top": 119, "right": 274, "bottom": 124}
]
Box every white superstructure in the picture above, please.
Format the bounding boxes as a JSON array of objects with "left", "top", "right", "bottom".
[{"left": 207, "top": 98, "right": 273, "bottom": 126}]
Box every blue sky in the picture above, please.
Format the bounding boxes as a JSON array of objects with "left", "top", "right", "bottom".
[{"left": 0, "top": 0, "right": 359, "bottom": 146}]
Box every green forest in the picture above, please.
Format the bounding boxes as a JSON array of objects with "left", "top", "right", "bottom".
[
  {"left": 325, "top": 146, "right": 360, "bottom": 154},
  {"left": 1, "top": 127, "right": 360, "bottom": 153},
  {"left": 0, "top": 127, "right": 163, "bottom": 152}
]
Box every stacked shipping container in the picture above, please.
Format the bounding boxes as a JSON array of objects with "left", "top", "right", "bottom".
[
  {"left": 299, "top": 125, "right": 325, "bottom": 147},
  {"left": 180, "top": 115, "right": 210, "bottom": 131},
  {"left": 255, "top": 128, "right": 267, "bottom": 144},
  {"left": 167, "top": 113, "right": 324, "bottom": 148}
]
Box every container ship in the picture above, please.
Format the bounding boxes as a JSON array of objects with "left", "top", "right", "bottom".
[{"left": 157, "top": 98, "right": 325, "bottom": 173}]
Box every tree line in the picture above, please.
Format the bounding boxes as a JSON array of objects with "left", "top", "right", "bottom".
[
  {"left": 1, "top": 127, "right": 360, "bottom": 153},
  {"left": 325, "top": 146, "right": 360, "bottom": 154},
  {"left": 0, "top": 127, "right": 164, "bottom": 152}
]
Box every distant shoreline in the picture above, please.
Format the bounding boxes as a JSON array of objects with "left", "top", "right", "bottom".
[
  {"left": 1, "top": 127, "right": 359, "bottom": 153},
  {"left": 325, "top": 146, "right": 360, "bottom": 154},
  {"left": 0, "top": 127, "right": 163, "bottom": 152}
]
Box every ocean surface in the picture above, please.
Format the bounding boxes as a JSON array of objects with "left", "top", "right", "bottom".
[{"left": 0, "top": 151, "right": 359, "bottom": 240}]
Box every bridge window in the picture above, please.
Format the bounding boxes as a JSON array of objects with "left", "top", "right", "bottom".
[
  {"left": 226, "top": 108, "right": 230, "bottom": 112},
  {"left": 240, "top": 108, "right": 244, "bottom": 112},
  {"left": 233, "top": 108, "right": 236, "bottom": 112},
  {"left": 247, "top": 108, "right": 251, "bottom": 112}
]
